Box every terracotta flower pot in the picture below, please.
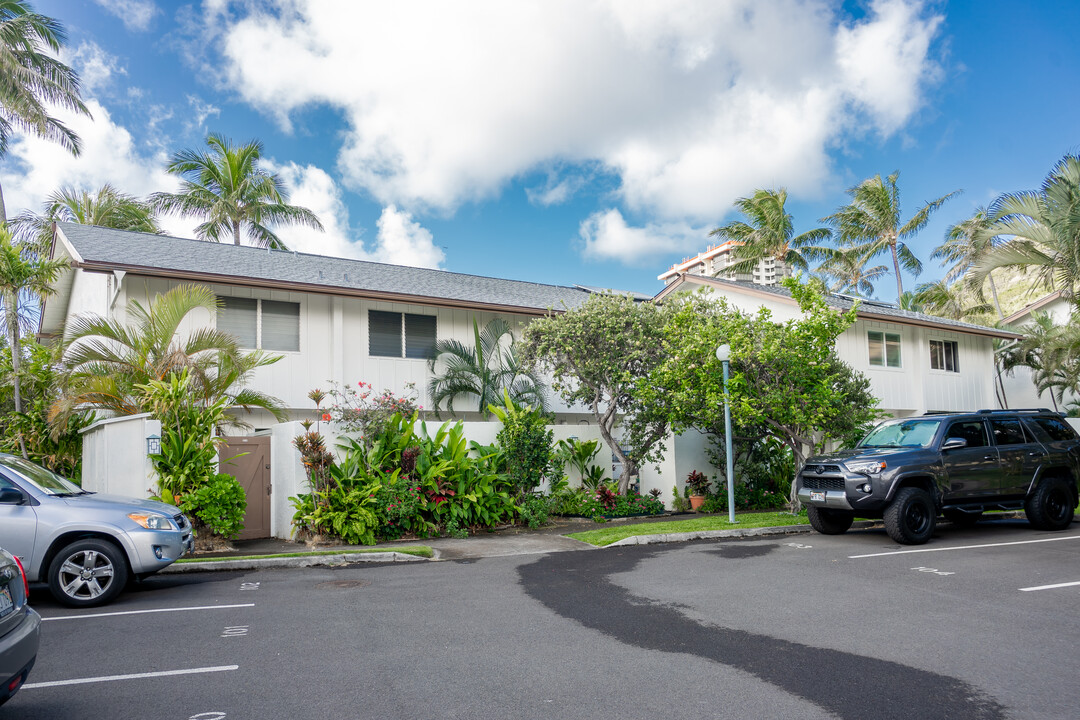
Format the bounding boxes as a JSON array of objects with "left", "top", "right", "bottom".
[{"left": 689, "top": 494, "right": 706, "bottom": 510}]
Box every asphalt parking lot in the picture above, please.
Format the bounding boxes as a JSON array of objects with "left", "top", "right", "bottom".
[{"left": 4, "top": 516, "right": 1078, "bottom": 720}]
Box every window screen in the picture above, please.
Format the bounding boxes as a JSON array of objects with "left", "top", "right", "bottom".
[
  {"left": 1031, "top": 417, "right": 1077, "bottom": 442},
  {"left": 262, "top": 300, "right": 300, "bottom": 352},
  {"left": 369, "top": 310, "right": 403, "bottom": 357},
  {"left": 990, "top": 419, "right": 1027, "bottom": 446},
  {"left": 219, "top": 297, "right": 257, "bottom": 348},
  {"left": 930, "top": 339, "right": 959, "bottom": 372},
  {"left": 868, "top": 331, "right": 901, "bottom": 368},
  {"left": 946, "top": 421, "right": 988, "bottom": 448},
  {"left": 404, "top": 314, "right": 437, "bottom": 359}
]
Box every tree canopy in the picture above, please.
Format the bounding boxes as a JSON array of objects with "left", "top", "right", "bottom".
[{"left": 522, "top": 293, "right": 671, "bottom": 494}]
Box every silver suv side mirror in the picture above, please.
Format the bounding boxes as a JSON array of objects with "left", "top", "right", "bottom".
[{"left": 941, "top": 437, "right": 968, "bottom": 451}]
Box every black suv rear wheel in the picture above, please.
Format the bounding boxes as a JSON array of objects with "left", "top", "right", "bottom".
[
  {"left": 1025, "top": 476, "right": 1075, "bottom": 531},
  {"left": 884, "top": 487, "right": 936, "bottom": 545},
  {"left": 807, "top": 506, "right": 855, "bottom": 535}
]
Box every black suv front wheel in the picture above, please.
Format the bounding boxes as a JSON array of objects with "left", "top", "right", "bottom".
[
  {"left": 884, "top": 487, "right": 937, "bottom": 545},
  {"left": 807, "top": 506, "right": 855, "bottom": 535}
]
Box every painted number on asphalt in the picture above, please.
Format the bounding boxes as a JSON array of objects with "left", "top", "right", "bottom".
[
  {"left": 240, "top": 582, "right": 260, "bottom": 591},
  {"left": 785, "top": 542, "right": 813, "bottom": 549},
  {"left": 911, "top": 566, "right": 954, "bottom": 576},
  {"left": 189, "top": 714, "right": 226, "bottom": 720},
  {"left": 220, "top": 625, "right": 249, "bottom": 638}
]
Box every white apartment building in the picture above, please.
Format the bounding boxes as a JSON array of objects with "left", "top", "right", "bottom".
[{"left": 658, "top": 241, "right": 790, "bottom": 286}]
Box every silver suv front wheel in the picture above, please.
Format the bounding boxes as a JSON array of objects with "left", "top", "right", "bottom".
[{"left": 47, "top": 539, "right": 129, "bottom": 607}]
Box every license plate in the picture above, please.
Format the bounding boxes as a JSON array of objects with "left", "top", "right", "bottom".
[
  {"left": 810, "top": 491, "right": 826, "bottom": 502},
  {"left": 0, "top": 586, "right": 12, "bottom": 618}
]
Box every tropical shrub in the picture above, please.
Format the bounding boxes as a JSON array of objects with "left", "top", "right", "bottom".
[
  {"left": 320, "top": 380, "right": 419, "bottom": 446},
  {"left": 180, "top": 473, "right": 247, "bottom": 539},
  {"left": 519, "top": 494, "right": 551, "bottom": 529},
  {"left": 289, "top": 485, "right": 380, "bottom": 545},
  {"left": 490, "top": 390, "right": 555, "bottom": 498},
  {"left": 548, "top": 487, "right": 664, "bottom": 520}
]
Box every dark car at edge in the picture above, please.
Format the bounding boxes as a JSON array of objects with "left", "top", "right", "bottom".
[{"left": 796, "top": 409, "right": 1080, "bottom": 545}]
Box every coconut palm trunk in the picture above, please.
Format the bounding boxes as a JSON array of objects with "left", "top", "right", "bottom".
[{"left": 4, "top": 293, "right": 26, "bottom": 457}]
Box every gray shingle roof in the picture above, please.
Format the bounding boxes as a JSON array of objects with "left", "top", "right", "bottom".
[
  {"left": 659, "top": 273, "right": 1021, "bottom": 339},
  {"left": 56, "top": 222, "right": 596, "bottom": 313}
]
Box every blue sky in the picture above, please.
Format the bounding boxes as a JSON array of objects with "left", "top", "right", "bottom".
[{"left": 6, "top": 1, "right": 1078, "bottom": 301}]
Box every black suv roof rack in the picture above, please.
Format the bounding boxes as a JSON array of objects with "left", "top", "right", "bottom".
[{"left": 976, "top": 408, "right": 1055, "bottom": 414}]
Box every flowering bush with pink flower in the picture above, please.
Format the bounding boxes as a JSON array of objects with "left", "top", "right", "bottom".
[{"left": 320, "top": 380, "right": 421, "bottom": 446}]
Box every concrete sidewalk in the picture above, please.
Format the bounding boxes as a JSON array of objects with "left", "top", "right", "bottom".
[{"left": 162, "top": 513, "right": 823, "bottom": 573}]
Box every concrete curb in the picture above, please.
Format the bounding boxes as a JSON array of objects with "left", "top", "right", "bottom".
[
  {"left": 604, "top": 520, "right": 880, "bottom": 546},
  {"left": 161, "top": 551, "right": 427, "bottom": 573}
]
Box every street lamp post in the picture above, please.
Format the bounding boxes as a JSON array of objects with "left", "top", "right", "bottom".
[{"left": 715, "top": 344, "right": 737, "bottom": 523}]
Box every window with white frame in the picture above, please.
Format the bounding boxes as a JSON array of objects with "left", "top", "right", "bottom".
[
  {"left": 369, "top": 310, "right": 437, "bottom": 359},
  {"left": 867, "top": 330, "right": 901, "bottom": 368},
  {"left": 929, "top": 339, "right": 959, "bottom": 372},
  {"left": 218, "top": 297, "right": 300, "bottom": 352}
]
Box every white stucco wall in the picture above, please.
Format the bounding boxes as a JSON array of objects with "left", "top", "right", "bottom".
[{"left": 80, "top": 414, "right": 160, "bottom": 498}]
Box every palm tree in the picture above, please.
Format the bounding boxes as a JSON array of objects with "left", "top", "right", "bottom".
[
  {"left": 50, "top": 284, "right": 288, "bottom": 429},
  {"left": 998, "top": 312, "right": 1080, "bottom": 412},
  {"left": 824, "top": 172, "right": 958, "bottom": 300},
  {"left": 909, "top": 279, "right": 992, "bottom": 320},
  {"left": 710, "top": 188, "right": 834, "bottom": 278},
  {"left": 149, "top": 133, "right": 323, "bottom": 250},
  {"left": 816, "top": 248, "right": 889, "bottom": 297},
  {"left": 427, "top": 317, "right": 545, "bottom": 417},
  {"left": 933, "top": 208, "right": 1004, "bottom": 318},
  {"left": 11, "top": 184, "right": 160, "bottom": 252},
  {"left": 0, "top": 222, "right": 66, "bottom": 456},
  {"left": 0, "top": 0, "right": 89, "bottom": 221},
  {"left": 969, "top": 155, "right": 1080, "bottom": 305}
]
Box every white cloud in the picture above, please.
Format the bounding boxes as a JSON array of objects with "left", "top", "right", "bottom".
[
  {"left": 269, "top": 162, "right": 445, "bottom": 268},
  {"left": 209, "top": 0, "right": 943, "bottom": 224},
  {"left": 93, "top": 0, "right": 159, "bottom": 33},
  {"left": 580, "top": 208, "right": 706, "bottom": 263},
  {"left": 184, "top": 95, "right": 221, "bottom": 135},
  {"left": 371, "top": 206, "right": 445, "bottom": 269},
  {"left": 66, "top": 42, "right": 127, "bottom": 96},
  {"left": 0, "top": 99, "right": 175, "bottom": 220}
]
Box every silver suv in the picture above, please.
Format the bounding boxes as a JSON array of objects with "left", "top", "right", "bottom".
[{"left": 0, "top": 454, "right": 194, "bottom": 607}]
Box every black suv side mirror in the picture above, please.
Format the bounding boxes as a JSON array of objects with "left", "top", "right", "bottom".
[
  {"left": 941, "top": 437, "right": 968, "bottom": 451},
  {"left": 0, "top": 487, "right": 25, "bottom": 504}
]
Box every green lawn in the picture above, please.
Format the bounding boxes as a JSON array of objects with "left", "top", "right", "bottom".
[
  {"left": 568, "top": 512, "right": 809, "bottom": 547},
  {"left": 176, "top": 545, "right": 434, "bottom": 563}
]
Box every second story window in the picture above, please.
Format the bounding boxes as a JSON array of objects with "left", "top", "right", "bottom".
[
  {"left": 929, "top": 339, "right": 959, "bottom": 372},
  {"left": 369, "top": 310, "right": 437, "bottom": 359},
  {"left": 867, "top": 330, "right": 901, "bottom": 368},
  {"left": 219, "top": 297, "right": 300, "bottom": 352}
]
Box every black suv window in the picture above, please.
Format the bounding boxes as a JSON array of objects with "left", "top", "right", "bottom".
[
  {"left": 990, "top": 418, "right": 1028, "bottom": 446},
  {"left": 1030, "top": 417, "right": 1076, "bottom": 442},
  {"left": 945, "top": 420, "right": 988, "bottom": 447}
]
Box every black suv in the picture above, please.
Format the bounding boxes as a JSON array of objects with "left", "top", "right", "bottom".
[{"left": 796, "top": 409, "right": 1080, "bottom": 545}]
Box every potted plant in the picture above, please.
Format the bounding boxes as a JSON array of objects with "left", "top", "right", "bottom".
[{"left": 686, "top": 470, "right": 710, "bottom": 510}]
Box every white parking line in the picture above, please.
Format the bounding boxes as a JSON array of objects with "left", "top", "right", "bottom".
[
  {"left": 41, "top": 603, "right": 255, "bottom": 622},
  {"left": 1019, "top": 580, "right": 1080, "bottom": 592},
  {"left": 849, "top": 534, "right": 1080, "bottom": 559},
  {"left": 23, "top": 665, "right": 239, "bottom": 689}
]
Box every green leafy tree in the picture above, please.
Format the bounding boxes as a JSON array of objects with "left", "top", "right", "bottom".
[
  {"left": 149, "top": 133, "right": 323, "bottom": 250},
  {"left": 824, "top": 171, "right": 958, "bottom": 299},
  {"left": 710, "top": 187, "right": 834, "bottom": 277},
  {"left": 522, "top": 293, "right": 670, "bottom": 495},
  {"left": 969, "top": 155, "right": 1080, "bottom": 306},
  {"left": 50, "top": 283, "right": 287, "bottom": 429},
  {"left": 0, "top": 0, "right": 89, "bottom": 221},
  {"left": 999, "top": 312, "right": 1080, "bottom": 412},
  {"left": 909, "top": 279, "right": 991, "bottom": 321},
  {"left": 646, "top": 280, "right": 880, "bottom": 510},
  {"left": 11, "top": 184, "right": 160, "bottom": 252},
  {"left": 427, "top": 317, "right": 545, "bottom": 417},
  {"left": 0, "top": 223, "right": 66, "bottom": 456},
  {"left": 0, "top": 338, "right": 88, "bottom": 476}
]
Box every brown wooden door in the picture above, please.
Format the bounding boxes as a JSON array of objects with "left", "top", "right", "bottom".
[{"left": 219, "top": 436, "right": 272, "bottom": 540}]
